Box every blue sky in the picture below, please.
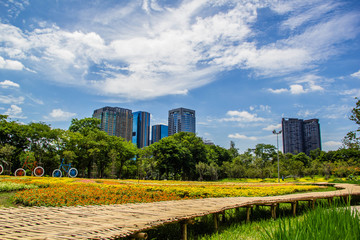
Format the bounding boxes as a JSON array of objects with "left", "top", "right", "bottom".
[{"left": 0, "top": 0, "right": 359, "bottom": 153}]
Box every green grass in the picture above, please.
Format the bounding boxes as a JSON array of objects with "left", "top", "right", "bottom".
[
  {"left": 0, "top": 192, "right": 17, "bottom": 207},
  {"left": 262, "top": 205, "right": 360, "bottom": 240},
  {"left": 0, "top": 181, "right": 38, "bottom": 192},
  {"left": 137, "top": 202, "right": 310, "bottom": 240},
  {"left": 0, "top": 181, "right": 38, "bottom": 208},
  {"left": 136, "top": 197, "right": 360, "bottom": 240},
  {"left": 197, "top": 218, "right": 281, "bottom": 240}
]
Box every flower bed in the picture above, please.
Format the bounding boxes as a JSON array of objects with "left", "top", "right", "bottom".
[{"left": 0, "top": 176, "right": 321, "bottom": 207}]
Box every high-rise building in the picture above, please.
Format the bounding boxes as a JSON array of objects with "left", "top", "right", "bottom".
[
  {"left": 132, "top": 111, "right": 150, "bottom": 148},
  {"left": 168, "top": 108, "right": 196, "bottom": 136},
  {"left": 151, "top": 124, "right": 168, "bottom": 143},
  {"left": 303, "top": 119, "right": 321, "bottom": 155},
  {"left": 93, "top": 106, "right": 133, "bottom": 141},
  {"left": 282, "top": 118, "right": 321, "bottom": 155}
]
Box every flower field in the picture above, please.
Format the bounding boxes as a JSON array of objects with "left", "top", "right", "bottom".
[{"left": 0, "top": 176, "right": 322, "bottom": 207}]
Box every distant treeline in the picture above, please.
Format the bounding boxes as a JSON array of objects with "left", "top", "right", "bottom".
[{"left": 0, "top": 98, "right": 359, "bottom": 180}]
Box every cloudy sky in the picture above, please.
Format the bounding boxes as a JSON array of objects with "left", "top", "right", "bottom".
[{"left": 0, "top": 0, "right": 359, "bottom": 152}]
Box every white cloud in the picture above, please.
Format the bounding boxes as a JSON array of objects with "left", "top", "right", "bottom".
[
  {"left": 0, "top": 80, "right": 20, "bottom": 88},
  {"left": 4, "top": 105, "right": 26, "bottom": 119},
  {"left": 228, "top": 133, "right": 257, "bottom": 141},
  {"left": 281, "top": 2, "right": 341, "bottom": 30},
  {"left": 222, "top": 110, "right": 265, "bottom": 123},
  {"left": 268, "top": 74, "right": 325, "bottom": 95},
  {"left": 0, "top": 56, "right": 24, "bottom": 70},
  {"left": 44, "top": 109, "right": 77, "bottom": 122},
  {"left": 351, "top": 70, "right": 360, "bottom": 78},
  {"left": 0, "top": 1, "right": 358, "bottom": 100},
  {"left": 0, "top": 0, "right": 30, "bottom": 19},
  {"left": 290, "top": 84, "right": 306, "bottom": 94},
  {"left": 268, "top": 88, "right": 288, "bottom": 94},
  {"left": 26, "top": 94, "right": 44, "bottom": 105},
  {"left": 263, "top": 124, "right": 281, "bottom": 131},
  {"left": 323, "top": 141, "right": 342, "bottom": 150},
  {"left": 297, "top": 109, "right": 318, "bottom": 118},
  {"left": 323, "top": 104, "right": 351, "bottom": 119},
  {"left": 284, "top": 12, "right": 360, "bottom": 60},
  {"left": 341, "top": 89, "right": 360, "bottom": 98},
  {"left": 248, "top": 105, "right": 271, "bottom": 113},
  {"left": 0, "top": 95, "right": 24, "bottom": 104}
]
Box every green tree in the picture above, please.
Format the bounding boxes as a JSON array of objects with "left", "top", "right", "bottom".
[
  {"left": 172, "top": 132, "right": 207, "bottom": 180},
  {"left": 69, "top": 118, "right": 100, "bottom": 135},
  {"left": 87, "top": 130, "right": 111, "bottom": 178},
  {"left": 343, "top": 98, "right": 360, "bottom": 149},
  {"left": 0, "top": 144, "right": 16, "bottom": 173},
  {"left": 26, "top": 122, "right": 59, "bottom": 173},
  {"left": 150, "top": 136, "right": 190, "bottom": 180},
  {"left": 138, "top": 146, "right": 159, "bottom": 180},
  {"left": 0, "top": 115, "right": 29, "bottom": 169},
  {"left": 228, "top": 141, "right": 239, "bottom": 158},
  {"left": 108, "top": 136, "right": 137, "bottom": 179},
  {"left": 255, "top": 144, "right": 276, "bottom": 161},
  {"left": 206, "top": 144, "right": 232, "bottom": 166},
  {"left": 195, "top": 162, "right": 207, "bottom": 181},
  {"left": 222, "top": 156, "right": 246, "bottom": 178},
  {"left": 294, "top": 152, "right": 311, "bottom": 168},
  {"left": 61, "top": 131, "right": 86, "bottom": 176},
  {"left": 68, "top": 117, "right": 105, "bottom": 178}
]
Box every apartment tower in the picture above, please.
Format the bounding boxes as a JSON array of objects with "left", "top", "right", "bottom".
[
  {"left": 93, "top": 106, "right": 133, "bottom": 142},
  {"left": 151, "top": 124, "right": 168, "bottom": 143},
  {"left": 282, "top": 118, "right": 321, "bottom": 155},
  {"left": 168, "top": 108, "right": 196, "bottom": 136},
  {"left": 132, "top": 111, "right": 150, "bottom": 148}
]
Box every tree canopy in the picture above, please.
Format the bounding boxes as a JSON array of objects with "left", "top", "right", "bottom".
[{"left": 1, "top": 99, "right": 360, "bottom": 181}]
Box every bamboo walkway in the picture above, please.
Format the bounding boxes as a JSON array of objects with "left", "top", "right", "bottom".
[{"left": 0, "top": 183, "right": 359, "bottom": 240}]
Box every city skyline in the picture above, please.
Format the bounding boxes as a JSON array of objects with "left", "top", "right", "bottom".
[{"left": 0, "top": 0, "right": 359, "bottom": 152}]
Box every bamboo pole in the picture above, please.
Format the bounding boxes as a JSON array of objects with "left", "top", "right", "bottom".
[
  {"left": 214, "top": 213, "right": 219, "bottom": 232},
  {"left": 246, "top": 206, "right": 252, "bottom": 223},
  {"left": 181, "top": 221, "right": 188, "bottom": 240},
  {"left": 271, "top": 204, "right": 277, "bottom": 219},
  {"left": 312, "top": 199, "right": 316, "bottom": 209},
  {"left": 291, "top": 201, "right": 297, "bottom": 217},
  {"left": 130, "top": 232, "right": 148, "bottom": 239}
]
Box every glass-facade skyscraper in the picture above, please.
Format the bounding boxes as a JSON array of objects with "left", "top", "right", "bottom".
[
  {"left": 151, "top": 124, "right": 168, "bottom": 143},
  {"left": 93, "top": 106, "right": 133, "bottom": 142},
  {"left": 168, "top": 108, "right": 195, "bottom": 136},
  {"left": 132, "top": 111, "right": 150, "bottom": 148},
  {"left": 282, "top": 118, "right": 321, "bottom": 155}
]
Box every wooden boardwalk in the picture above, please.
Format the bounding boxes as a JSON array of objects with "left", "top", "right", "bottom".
[{"left": 0, "top": 183, "right": 359, "bottom": 239}]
